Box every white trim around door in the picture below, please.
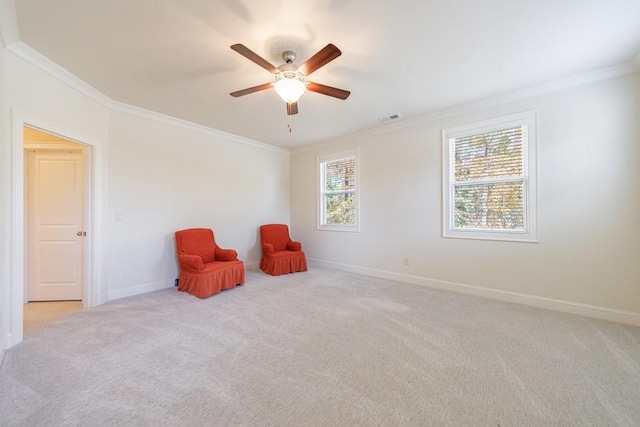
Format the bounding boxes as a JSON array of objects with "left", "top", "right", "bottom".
[{"left": 9, "top": 109, "right": 104, "bottom": 348}]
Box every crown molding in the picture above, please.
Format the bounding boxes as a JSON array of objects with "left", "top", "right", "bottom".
[
  {"left": 110, "top": 101, "right": 289, "bottom": 154},
  {"left": 6, "top": 41, "right": 287, "bottom": 154},
  {"left": 291, "top": 60, "right": 640, "bottom": 155},
  {"left": 7, "top": 41, "right": 114, "bottom": 107}
]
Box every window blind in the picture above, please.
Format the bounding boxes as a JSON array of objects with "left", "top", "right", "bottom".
[
  {"left": 324, "top": 157, "right": 356, "bottom": 192},
  {"left": 321, "top": 156, "right": 356, "bottom": 226},
  {"left": 453, "top": 126, "right": 525, "bottom": 231},
  {"left": 454, "top": 126, "right": 523, "bottom": 181}
]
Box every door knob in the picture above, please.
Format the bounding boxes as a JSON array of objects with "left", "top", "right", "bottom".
[{"left": 76, "top": 231, "right": 86, "bottom": 236}]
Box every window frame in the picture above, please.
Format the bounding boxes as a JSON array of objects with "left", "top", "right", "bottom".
[
  {"left": 442, "top": 111, "right": 538, "bottom": 242},
  {"left": 317, "top": 150, "right": 360, "bottom": 232}
]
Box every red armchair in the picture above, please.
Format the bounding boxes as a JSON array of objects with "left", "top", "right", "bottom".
[
  {"left": 260, "top": 224, "right": 307, "bottom": 276},
  {"left": 175, "top": 228, "right": 244, "bottom": 298}
]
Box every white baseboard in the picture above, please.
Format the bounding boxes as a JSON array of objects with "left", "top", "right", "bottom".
[
  {"left": 99, "top": 292, "right": 109, "bottom": 306},
  {"left": 245, "top": 261, "right": 260, "bottom": 270},
  {"left": 107, "top": 279, "right": 175, "bottom": 302},
  {"left": 0, "top": 333, "right": 9, "bottom": 363},
  {"left": 309, "top": 259, "right": 640, "bottom": 327}
]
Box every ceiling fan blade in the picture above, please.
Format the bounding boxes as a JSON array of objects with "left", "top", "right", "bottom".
[
  {"left": 230, "top": 83, "right": 273, "bottom": 97},
  {"left": 306, "top": 82, "right": 351, "bottom": 100},
  {"left": 299, "top": 44, "right": 342, "bottom": 76},
  {"left": 230, "top": 44, "right": 278, "bottom": 73},
  {"left": 287, "top": 102, "right": 299, "bottom": 115}
]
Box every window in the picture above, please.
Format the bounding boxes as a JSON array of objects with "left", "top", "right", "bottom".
[
  {"left": 442, "top": 111, "right": 537, "bottom": 242},
  {"left": 318, "top": 151, "right": 359, "bottom": 231}
]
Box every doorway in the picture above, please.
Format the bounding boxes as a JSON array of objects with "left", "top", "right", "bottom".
[
  {"left": 9, "top": 110, "right": 103, "bottom": 348},
  {"left": 23, "top": 127, "right": 86, "bottom": 333}
]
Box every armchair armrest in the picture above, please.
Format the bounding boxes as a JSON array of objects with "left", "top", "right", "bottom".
[
  {"left": 287, "top": 241, "right": 302, "bottom": 251},
  {"left": 262, "top": 243, "right": 275, "bottom": 256},
  {"left": 178, "top": 253, "right": 204, "bottom": 270},
  {"left": 215, "top": 248, "right": 238, "bottom": 261}
]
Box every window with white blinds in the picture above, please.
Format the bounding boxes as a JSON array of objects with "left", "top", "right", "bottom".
[
  {"left": 442, "top": 111, "right": 537, "bottom": 242},
  {"left": 318, "top": 151, "right": 359, "bottom": 231}
]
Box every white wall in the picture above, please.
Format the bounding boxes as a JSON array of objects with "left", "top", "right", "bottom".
[
  {"left": 0, "top": 45, "right": 291, "bottom": 348},
  {"left": 106, "top": 110, "right": 290, "bottom": 300},
  {"left": 291, "top": 72, "right": 640, "bottom": 322}
]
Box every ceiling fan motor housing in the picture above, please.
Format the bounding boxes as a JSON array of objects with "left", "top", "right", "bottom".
[{"left": 282, "top": 50, "right": 296, "bottom": 64}]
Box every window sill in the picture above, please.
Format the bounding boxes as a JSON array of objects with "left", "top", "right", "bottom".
[
  {"left": 443, "top": 229, "right": 538, "bottom": 243},
  {"left": 318, "top": 224, "right": 360, "bottom": 233}
]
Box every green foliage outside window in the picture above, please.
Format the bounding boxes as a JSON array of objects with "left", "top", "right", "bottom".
[
  {"left": 322, "top": 157, "right": 356, "bottom": 226},
  {"left": 325, "top": 193, "right": 355, "bottom": 225},
  {"left": 453, "top": 126, "right": 524, "bottom": 230}
]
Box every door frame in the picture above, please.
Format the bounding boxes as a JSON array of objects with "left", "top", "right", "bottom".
[{"left": 10, "top": 109, "right": 104, "bottom": 347}]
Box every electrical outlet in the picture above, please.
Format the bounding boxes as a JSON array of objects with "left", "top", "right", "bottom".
[
  {"left": 403, "top": 257, "right": 410, "bottom": 266},
  {"left": 175, "top": 279, "right": 179, "bottom": 286}
]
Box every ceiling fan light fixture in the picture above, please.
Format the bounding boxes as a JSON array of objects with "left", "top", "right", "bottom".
[{"left": 275, "top": 73, "right": 306, "bottom": 103}]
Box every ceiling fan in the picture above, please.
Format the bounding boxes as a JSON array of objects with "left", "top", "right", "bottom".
[{"left": 230, "top": 43, "right": 350, "bottom": 115}]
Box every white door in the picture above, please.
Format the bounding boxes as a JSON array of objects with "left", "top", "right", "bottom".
[{"left": 27, "top": 150, "right": 84, "bottom": 301}]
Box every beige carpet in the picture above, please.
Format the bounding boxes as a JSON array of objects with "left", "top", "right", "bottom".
[
  {"left": 23, "top": 301, "right": 83, "bottom": 335},
  {"left": 1, "top": 267, "right": 639, "bottom": 426}
]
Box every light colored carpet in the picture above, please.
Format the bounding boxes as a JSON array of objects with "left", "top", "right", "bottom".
[{"left": 1, "top": 267, "right": 639, "bottom": 426}]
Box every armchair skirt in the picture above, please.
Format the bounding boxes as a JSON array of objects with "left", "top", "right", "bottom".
[
  {"left": 260, "top": 251, "right": 307, "bottom": 276},
  {"left": 178, "top": 260, "right": 244, "bottom": 299}
]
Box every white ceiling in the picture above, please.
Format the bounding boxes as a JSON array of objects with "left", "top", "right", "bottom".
[{"left": 6, "top": 0, "right": 640, "bottom": 149}]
